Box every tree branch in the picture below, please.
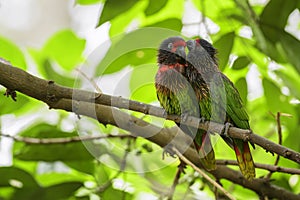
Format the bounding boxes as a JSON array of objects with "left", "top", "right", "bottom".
[
  {"left": 0, "top": 132, "right": 134, "bottom": 144},
  {"left": 1, "top": 60, "right": 300, "bottom": 200},
  {"left": 1, "top": 59, "right": 299, "bottom": 165},
  {"left": 216, "top": 160, "right": 300, "bottom": 175}
]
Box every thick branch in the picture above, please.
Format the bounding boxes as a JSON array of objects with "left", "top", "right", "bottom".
[
  {"left": 1, "top": 60, "right": 300, "bottom": 200},
  {"left": 1, "top": 60, "right": 299, "bottom": 165}
]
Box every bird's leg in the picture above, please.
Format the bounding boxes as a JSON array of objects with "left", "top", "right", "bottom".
[{"left": 221, "top": 122, "right": 233, "bottom": 136}]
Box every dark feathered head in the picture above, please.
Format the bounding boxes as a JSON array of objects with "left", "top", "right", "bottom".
[
  {"left": 157, "top": 37, "right": 186, "bottom": 65},
  {"left": 187, "top": 39, "right": 218, "bottom": 65},
  {"left": 186, "top": 39, "right": 219, "bottom": 73}
]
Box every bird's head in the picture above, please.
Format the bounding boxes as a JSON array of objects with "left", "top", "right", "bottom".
[
  {"left": 187, "top": 39, "right": 218, "bottom": 64},
  {"left": 158, "top": 37, "right": 186, "bottom": 65}
]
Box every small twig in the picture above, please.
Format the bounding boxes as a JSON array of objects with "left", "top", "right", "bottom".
[
  {"left": 75, "top": 68, "right": 102, "bottom": 94},
  {"left": 266, "top": 112, "right": 283, "bottom": 179},
  {"left": 167, "top": 167, "right": 182, "bottom": 200},
  {"left": 96, "top": 138, "right": 132, "bottom": 193},
  {"left": 216, "top": 160, "right": 300, "bottom": 175},
  {"left": 0, "top": 132, "right": 134, "bottom": 144},
  {"left": 172, "top": 147, "right": 236, "bottom": 200}
]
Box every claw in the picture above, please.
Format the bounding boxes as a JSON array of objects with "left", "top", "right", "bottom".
[
  {"left": 4, "top": 88, "right": 17, "bottom": 101},
  {"left": 181, "top": 112, "right": 189, "bottom": 123},
  {"left": 221, "top": 122, "right": 232, "bottom": 136},
  {"left": 199, "top": 117, "right": 206, "bottom": 123},
  {"left": 162, "top": 145, "right": 176, "bottom": 159},
  {"left": 162, "top": 109, "right": 168, "bottom": 118}
]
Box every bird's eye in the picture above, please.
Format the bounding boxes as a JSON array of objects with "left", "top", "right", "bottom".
[{"left": 167, "top": 43, "right": 173, "bottom": 49}]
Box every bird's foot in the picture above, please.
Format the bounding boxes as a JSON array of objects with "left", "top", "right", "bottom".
[
  {"left": 181, "top": 112, "right": 190, "bottom": 123},
  {"left": 221, "top": 122, "right": 233, "bottom": 136},
  {"left": 162, "top": 145, "right": 176, "bottom": 160}
]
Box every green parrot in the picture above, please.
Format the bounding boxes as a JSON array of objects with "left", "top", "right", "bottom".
[
  {"left": 186, "top": 38, "right": 255, "bottom": 180},
  {"left": 155, "top": 37, "right": 216, "bottom": 170}
]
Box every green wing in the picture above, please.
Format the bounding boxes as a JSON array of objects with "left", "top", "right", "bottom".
[
  {"left": 223, "top": 74, "right": 250, "bottom": 129},
  {"left": 156, "top": 76, "right": 216, "bottom": 170},
  {"left": 207, "top": 73, "right": 249, "bottom": 129}
]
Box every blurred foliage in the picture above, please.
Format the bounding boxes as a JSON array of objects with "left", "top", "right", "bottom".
[{"left": 0, "top": 0, "right": 300, "bottom": 199}]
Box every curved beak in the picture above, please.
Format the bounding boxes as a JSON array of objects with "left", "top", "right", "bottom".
[
  {"left": 186, "top": 40, "right": 196, "bottom": 51},
  {"left": 176, "top": 45, "right": 186, "bottom": 58}
]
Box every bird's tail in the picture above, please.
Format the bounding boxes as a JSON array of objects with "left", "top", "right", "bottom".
[
  {"left": 194, "top": 132, "right": 216, "bottom": 171},
  {"left": 234, "top": 140, "right": 255, "bottom": 180}
]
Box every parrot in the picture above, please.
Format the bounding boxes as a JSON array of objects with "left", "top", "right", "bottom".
[
  {"left": 186, "top": 38, "right": 255, "bottom": 180},
  {"left": 155, "top": 37, "right": 216, "bottom": 171}
]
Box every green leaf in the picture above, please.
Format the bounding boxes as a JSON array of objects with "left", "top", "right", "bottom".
[
  {"left": 42, "top": 30, "right": 86, "bottom": 71},
  {"left": 258, "top": 0, "right": 300, "bottom": 73},
  {"left": 44, "top": 182, "right": 83, "bottom": 200},
  {"left": 131, "top": 84, "right": 156, "bottom": 103},
  {"left": 145, "top": 0, "right": 168, "bottom": 16},
  {"left": 97, "top": 0, "right": 139, "bottom": 27},
  {"left": 42, "top": 59, "right": 76, "bottom": 87},
  {"left": 0, "top": 187, "right": 14, "bottom": 200},
  {"left": 192, "top": 0, "right": 242, "bottom": 33},
  {"left": 109, "top": 1, "right": 147, "bottom": 37},
  {"left": 0, "top": 167, "right": 39, "bottom": 187},
  {"left": 231, "top": 56, "right": 251, "bottom": 70},
  {"left": 146, "top": 18, "right": 182, "bottom": 32},
  {"left": 235, "top": 78, "right": 248, "bottom": 105},
  {"left": 260, "top": 24, "right": 300, "bottom": 74},
  {"left": 103, "top": 19, "right": 182, "bottom": 75},
  {"left": 141, "top": 0, "right": 184, "bottom": 27},
  {"left": 275, "top": 67, "right": 300, "bottom": 100},
  {"left": 260, "top": 0, "right": 297, "bottom": 30},
  {"left": 76, "top": 0, "right": 101, "bottom": 5},
  {"left": 0, "top": 92, "right": 30, "bottom": 115},
  {"left": 65, "top": 160, "right": 95, "bottom": 175},
  {"left": 95, "top": 164, "right": 110, "bottom": 185},
  {"left": 100, "top": 185, "right": 133, "bottom": 200},
  {"left": 214, "top": 32, "right": 235, "bottom": 71},
  {"left": 272, "top": 176, "right": 292, "bottom": 191},
  {"left": 262, "top": 78, "right": 285, "bottom": 111},
  {"left": 37, "top": 172, "right": 88, "bottom": 187},
  {"left": 13, "top": 124, "right": 94, "bottom": 161},
  {"left": 12, "top": 188, "right": 44, "bottom": 200},
  {"left": 0, "top": 36, "right": 26, "bottom": 69},
  {"left": 96, "top": 27, "right": 183, "bottom": 75},
  {"left": 278, "top": 32, "right": 300, "bottom": 74},
  {"left": 0, "top": 167, "right": 83, "bottom": 200},
  {"left": 130, "top": 64, "right": 157, "bottom": 103},
  {"left": 98, "top": 48, "right": 156, "bottom": 75}
]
